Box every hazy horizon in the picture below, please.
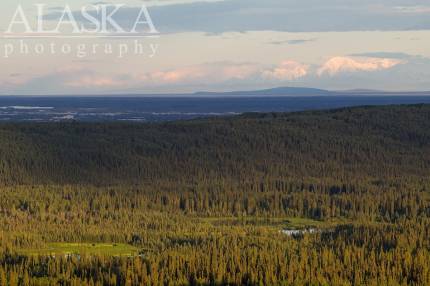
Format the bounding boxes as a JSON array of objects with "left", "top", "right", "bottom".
[
  {"left": 2, "top": 86, "right": 430, "bottom": 97},
  {"left": 1, "top": 0, "right": 430, "bottom": 95}
]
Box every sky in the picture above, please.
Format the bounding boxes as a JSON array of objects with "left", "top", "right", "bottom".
[{"left": 1, "top": 0, "right": 430, "bottom": 95}]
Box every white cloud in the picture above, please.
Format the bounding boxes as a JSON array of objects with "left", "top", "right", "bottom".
[
  {"left": 48, "top": 61, "right": 310, "bottom": 89},
  {"left": 144, "top": 62, "right": 260, "bottom": 84},
  {"left": 65, "top": 76, "right": 128, "bottom": 88},
  {"left": 262, "top": 60, "right": 309, "bottom": 80},
  {"left": 394, "top": 6, "right": 430, "bottom": 14},
  {"left": 6, "top": 56, "right": 426, "bottom": 95},
  {"left": 54, "top": 62, "right": 262, "bottom": 90},
  {"left": 318, "top": 56, "right": 403, "bottom": 76}
]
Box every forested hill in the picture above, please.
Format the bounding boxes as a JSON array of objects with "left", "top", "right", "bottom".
[{"left": 0, "top": 104, "right": 429, "bottom": 185}]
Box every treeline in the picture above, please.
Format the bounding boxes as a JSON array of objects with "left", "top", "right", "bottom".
[
  {"left": 0, "top": 104, "right": 429, "bottom": 285},
  {"left": 0, "top": 104, "right": 428, "bottom": 185},
  {"left": 0, "top": 180, "right": 429, "bottom": 246},
  {"left": 1, "top": 220, "right": 430, "bottom": 285}
]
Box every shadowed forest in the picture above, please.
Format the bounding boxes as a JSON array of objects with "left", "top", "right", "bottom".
[{"left": 0, "top": 104, "right": 429, "bottom": 285}]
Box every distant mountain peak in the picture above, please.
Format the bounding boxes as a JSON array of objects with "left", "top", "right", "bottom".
[{"left": 194, "top": 87, "right": 331, "bottom": 96}]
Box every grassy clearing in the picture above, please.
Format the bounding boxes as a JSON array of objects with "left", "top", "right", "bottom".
[
  {"left": 15, "top": 218, "right": 349, "bottom": 257},
  {"left": 283, "top": 217, "right": 349, "bottom": 229},
  {"left": 283, "top": 217, "right": 326, "bottom": 229},
  {"left": 17, "top": 243, "right": 138, "bottom": 257},
  {"left": 197, "top": 216, "right": 345, "bottom": 229}
]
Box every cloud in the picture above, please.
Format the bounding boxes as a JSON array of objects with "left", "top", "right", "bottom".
[
  {"left": 145, "top": 0, "right": 430, "bottom": 32},
  {"left": 65, "top": 76, "right": 128, "bottom": 88},
  {"left": 7, "top": 55, "right": 430, "bottom": 95},
  {"left": 262, "top": 61, "right": 309, "bottom": 80},
  {"left": 43, "top": 0, "right": 430, "bottom": 33},
  {"left": 144, "top": 62, "right": 260, "bottom": 84},
  {"left": 63, "top": 61, "right": 311, "bottom": 88},
  {"left": 0, "top": 73, "right": 31, "bottom": 90},
  {"left": 318, "top": 57, "right": 404, "bottom": 76},
  {"left": 5, "top": 60, "right": 310, "bottom": 94},
  {"left": 56, "top": 62, "right": 262, "bottom": 91},
  {"left": 348, "top": 52, "right": 418, "bottom": 60},
  {"left": 394, "top": 6, "right": 430, "bottom": 14},
  {"left": 269, "top": 39, "right": 317, "bottom": 45}
]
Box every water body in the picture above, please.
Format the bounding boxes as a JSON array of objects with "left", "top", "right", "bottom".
[
  {"left": 281, "top": 229, "right": 318, "bottom": 236},
  {"left": 0, "top": 96, "right": 429, "bottom": 122}
]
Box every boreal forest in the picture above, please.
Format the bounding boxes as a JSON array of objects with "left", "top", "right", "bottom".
[{"left": 0, "top": 104, "right": 429, "bottom": 285}]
